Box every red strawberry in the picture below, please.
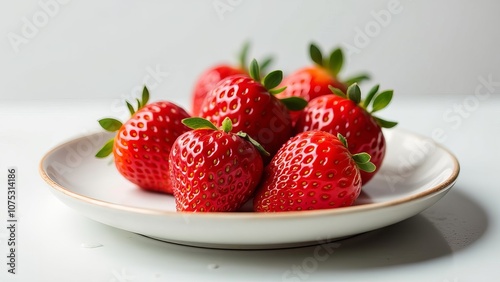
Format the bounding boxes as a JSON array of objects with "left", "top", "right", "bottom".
[
  {"left": 295, "top": 83, "right": 397, "bottom": 184},
  {"left": 191, "top": 42, "right": 273, "bottom": 116},
  {"left": 169, "top": 117, "right": 267, "bottom": 212},
  {"left": 96, "top": 86, "right": 191, "bottom": 194},
  {"left": 254, "top": 131, "right": 375, "bottom": 212},
  {"left": 199, "top": 59, "right": 306, "bottom": 162},
  {"left": 276, "top": 43, "right": 369, "bottom": 124},
  {"left": 191, "top": 65, "right": 246, "bottom": 117}
]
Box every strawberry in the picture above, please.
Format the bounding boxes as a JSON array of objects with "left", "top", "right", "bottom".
[
  {"left": 199, "top": 59, "right": 306, "bottom": 162},
  {"left": 295, "top": 83, "right": 397, "bottom": 184},
  {"left": 96, "top": 86, "right": 191, "bottom": 194},
  {"left": 191, "top": 66, "right": 246, "bottom": 117},
  {"left": 191, "top": 42, "right": 273, "bottom": 116},
  {"left": 169, "top": 117, "right": 268, "bottom": 212},
  {"left": 276, "top": 43, "right": 369, "bottom": 124},
  {"left": 254, "top": 131, "right": 375, "bottom": 212}
]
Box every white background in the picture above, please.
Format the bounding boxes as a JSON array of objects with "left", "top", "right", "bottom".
[
  {"left": 1, "top": 1, "right": 500, "bottom": 282},
  {"left": 1, "top": 0, "right": 500, "bottom": 106}
]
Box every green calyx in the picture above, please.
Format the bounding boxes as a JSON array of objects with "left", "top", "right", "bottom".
[
  {"left": 309, "top": 42, "right": 370, "bottom": 86},
  {"left": 236, "top": 132, "right": 270, "bottom": 157},
  {"left": 95, "top": 85, "right": 151, "bottom": 158},
  {"left": 238, "top": 41, "right": 273, "bottom": 75},
  {"left": 182, "top": 117, "right": 219, "bottom": 131},
  {"left": 352, "top": 153, "right": 376, "bottom": 173},
  {"left": 95, "top": 139, "right": 115, "bottom": 158},
  {"left": 329, "top": 83, "right": 398, "bottom": 129},
  {"left": 337, "top": 133, "right": 376, "bottom": 173},
  {"left": 182, "top": 117, "right": 270, "bottom": 157},
  {"left": 249, "top": 59, "right": 285, "bottom": 93},
  {"left": 309, "top": 43, "right": 343, "bottom": 77},
  {"left": 249, "top": 59, "right": 307, "bottom": 112}
]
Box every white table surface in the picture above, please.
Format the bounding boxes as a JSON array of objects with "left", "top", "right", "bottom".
[{"left": 0, "top": 95, "right": 498, "bottom": 282}]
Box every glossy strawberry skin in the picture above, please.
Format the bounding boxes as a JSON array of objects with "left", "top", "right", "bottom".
[
  {"left": 200, "top": 75, "right": 293, "bottom": 161},
  {"left": 113, "top": 101, "right": 191, "bottom": 194},
  {"left": 276, "top": 67, "right": 347, "bottom": 124},
  {"left": 191, "top": 65, "right": 246, "bottom": 116},
  {"left": 169, "top": 129, "right": 263, "bottom": 212},
  {"left": 254, "top": 131, "right": 362, "bottom": 212},
  {"left": 295, "top": 95, "right": 385, "bottom": 184}
]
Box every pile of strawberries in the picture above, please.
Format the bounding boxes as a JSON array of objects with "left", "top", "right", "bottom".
[{"left": 96, "top": 43, "right": 397, "bottom": 213}]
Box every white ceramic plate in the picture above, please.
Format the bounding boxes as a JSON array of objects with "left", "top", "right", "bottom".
[{"left": 39, "top": 128, "right": 459, "bottom": 249}]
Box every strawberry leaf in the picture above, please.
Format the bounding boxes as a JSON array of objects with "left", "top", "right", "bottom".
[
  {"left": 136, "top": 98, "right": 141, "bottom": 111},
  {"left": 126, "top": 101, "right": 135, "bottom": 116},
  {"left": 236, "top": 132, "right": 270, "bottom": 157},
  {"left": 374, "top": 116, "right": 398, "bottom": 128},
  {"left": 269, "top": 86, "right": 287, "bottom": 95},
  {"left": 260, "top": 57, "right": 273, "bottom": 73},
  {"left": 249, "top": 59, "right": 261, "bottom": 82},
  {"left": 280, "top": 97, "right": 308, "bottom": 111},
  {"left": 328, "top": 86, "right": 347, "bottom": 98},
  {"left": 352, "top": 153, "right": 371, "bottom": 164},
  {"left": 328, "top": 48, "right": 343, "bottom": 76},
  {"left": 182, "top": 117, "right": 218, "bottom": 130},
  {"left": 98, "top": 118, "right": 122, "bottom": 132},
  {"left": 141, "top": 86, "right": 150, "bottom": 109},
  {"left": 352, "top": 153, "right": 376, "bottom": 172},
  {"left": 337, "top": 133, "right": 348, "bottom": 148},
  {"left": 344, "top": 73, "right": 370, "bottom": 86},
  {"left": 362, "top": 84, "right": 380, "bottom": 109},
  {"left": 347, "top": 83, "right": 361, "bottom": 104},
  {"left": 95, "top": 138, "right": 114, "bottom": 158},
  {"left": 371, "top": 90, "right": 394, "bottom": 113},
  {"left": 263, "top": 70, "right": 283, "bottom": 90},
  {"left": 357, "top": 161, "right": 376, "bottom": 173},
  {"left": 309, "top": 43, "right": 323, "bottom": 67}
]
